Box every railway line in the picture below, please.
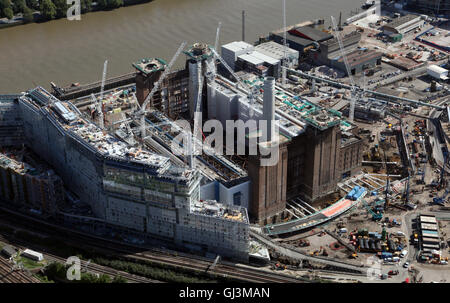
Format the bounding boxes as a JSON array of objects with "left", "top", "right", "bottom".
[
  {"left": 0, "top": 207, "right": 305, "bottom": 283},
  {"left": 0, "top": 234, "right": 158, "bottom": 283},
  {"left": 0, "top": 256, "right": 40, "bottom": 283}
]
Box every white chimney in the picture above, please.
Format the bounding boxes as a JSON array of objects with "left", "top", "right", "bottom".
[{"left": 263, "top": 77, "right": 275, "bottom": 142}]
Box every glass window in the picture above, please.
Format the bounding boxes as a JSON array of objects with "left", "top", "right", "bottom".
[{"left": 233, "top": 192, "right": 242, "bottom": 206}]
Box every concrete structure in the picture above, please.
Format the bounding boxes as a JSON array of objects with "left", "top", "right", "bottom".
[
  {"left": 236, "top": 51, "right": 281, "bottom": 77},
  {"left": 133, "top": 58, "right": 166, "bottom": 107},
  {"left": 330, "top": 48, "right": 382, "bottom": 76},
  {"left": 255, "top": 41, "right": 299, "bottom": 67},
  {"left": 427, "top": 64, "right": 449, "bottom": 81},
  {"left": 0, "top": 87, "right": 250, "bottom": 261},
  {"left": 133, "top": 58, "right": 190, "bottom": 119},
  {"left": 206, "top": 73, "right": 363, "bottom": 219},
  {"left": 200, "top": 177, "right": 251, "bottom": 209},
  {"left": 221, "top": 41, "right": 254, "bottom": 71},
  {"left": 1, "top": 245, "right": 16, "bottom": 258},
  {"left": 270, "top": 25, "right": 332, "bottom": 53},
  {"left": 184, "top": 43, "right": 216, "bottom": 119},
  {"left": 0, "top": 150, "right": 64, "bottom": 215},
  {"left": 0, "top": 95, "right": 25, "bottom": 147},
  {"left": 382, "top": 14, "right": 424, "bottom": 35}
]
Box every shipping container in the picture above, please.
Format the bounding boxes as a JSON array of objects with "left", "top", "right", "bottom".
[
  {"left": 420, "top": 216, "right": 437, "bottom": 224},
  {"left": 376, "top": 241, "right": 382, "bottom": 251},
  {"left": 421, "top": 223, "right": 438, "bottom": 231},
  {"left": 359, "top": 238, "right": 365, "bottom": 249}
]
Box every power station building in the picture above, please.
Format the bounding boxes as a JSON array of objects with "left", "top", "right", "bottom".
[
  {"left": 0, "top": 87, "right": 250, "bottom": 261},
  {"left": 205, "top": 71, "right": 363, "bottom": 224}
]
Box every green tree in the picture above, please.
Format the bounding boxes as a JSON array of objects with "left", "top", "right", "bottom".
[
  {"left": 23, "top": 7, "right": 33, "bottom": 22},
  {"left": 96, "top": 0, "right": 106, "bottom": 9},
  {"left": 80, "top": 0, "right": 91, "bottom": 13},
  {"left": 106, "top": 0, "right": 122, "bottom": 9},
  {"left": 12, "top": 0, "right": 26, "bottom": 14},
  {"left": 112, "top": 275, "right": 127, "bottom": 283},
  {"left": 3, "top": 6, "right": 13, "bottom": 18},
  {"left": 39, "top": 0, "right": 56, "bottom": 20},
  {"left": 0, "top": 0, "right": 13, "bottom": 18},
  {"left": 52, "top": 0, "right": 67, "bottom": 18},
  {"left": 25, "top": 0, "right": 38, "bottom": 10}
]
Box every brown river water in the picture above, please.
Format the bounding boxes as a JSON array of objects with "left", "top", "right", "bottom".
[{"left": 0, "top": 0, "right": 361, "bottom": 93}]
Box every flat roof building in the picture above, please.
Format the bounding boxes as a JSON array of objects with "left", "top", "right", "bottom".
[
  {"left": 382, "top": 14, "right": 424, "bottom": 35},
  {"left": 255, "top": 41, "right": 299, "bottom": 67},
  {"left": 427, "top": 65, "right": 449, "bottom": 81}
]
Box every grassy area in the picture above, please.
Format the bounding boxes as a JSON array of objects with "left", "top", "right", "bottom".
[
  {"left": 94, "top": 257, "right": 224, "bottom": 283},
  {"left": 6, "top": 229, "right": 234, "bottom": 283},
  {"left": 14, "top": 255, "right": 46, "bottom": 270},
  {"left": 42, "top": 262, "right": 128, "bottom": 283}
]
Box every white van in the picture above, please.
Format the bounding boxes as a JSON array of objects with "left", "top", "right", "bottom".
[{"left": 400, "top": 250, "right": 408, "bottom": 258}]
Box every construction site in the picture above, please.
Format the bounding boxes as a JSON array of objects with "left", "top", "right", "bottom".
[{"left": 0, "top": 0, "right": 449, "bottom": 283}]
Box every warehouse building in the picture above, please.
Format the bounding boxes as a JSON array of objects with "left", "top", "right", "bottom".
[
  {"left": 255, "top": 41, "right": 299, "bottom": 67},
  {"left": 382, "top": 14, "right": 424, "bottom": 35},
  {"left": 427, "top": 65, "right": 449, "bottom": 81},
  {"left": 330, "top": 48, "right": 382, "bottom": 76},
  {"left": 221, "top": 41, "right": 255, "bottom": 71},
  {"left": 270, "top": 25, "right": 332, "bottom": 53},
  {"left": 221, "top": 41, "right": 282, "bottom": 77}
]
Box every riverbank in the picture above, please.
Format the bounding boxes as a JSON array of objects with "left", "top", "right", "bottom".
[{"left": 0, "top": 0, "right": 152, "bottom": 30}]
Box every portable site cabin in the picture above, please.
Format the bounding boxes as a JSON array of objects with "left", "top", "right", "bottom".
[{"left": 21, "top": 249, "right": 43, "bottom": 262}]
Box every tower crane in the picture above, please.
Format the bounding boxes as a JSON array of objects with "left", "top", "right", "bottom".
[
  {"left": 383, "top": 149, "right": 391, "bottom": 211},
  {"left": 402, "top": 173, "right": 410, "bottom": 203},
  {"left": 330, "top": 16, "right": 357, "bottom": 122},
  {"left": 136, "top": 42, "right": 187, "bottom": 139},
  {"left": 214, "top": 22, "right": 222, "bottom": 52},
  {"left": 97, "top": 60, "right": 108, "bottom": 129},
  {"left": 433, "top": 188, "right": 449, "bottom": 206},
  {"left": 281, "top": 0, "right": 288, "bottom": 87}
]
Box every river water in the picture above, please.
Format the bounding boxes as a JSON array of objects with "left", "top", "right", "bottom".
[{"left": 0, "top": 0, "right": 361, "bottom": 93}]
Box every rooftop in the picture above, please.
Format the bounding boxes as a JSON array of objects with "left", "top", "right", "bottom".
[
  {"left": 255, "top": 41, "right": 299, "bottom": 60},
  {"left": 271, "top": 32, "right": 316, "bottom": 48},
  {"left": 222, "top": 41, "right": 254, "bottom": 53},
  {"left": 184, "top": 43, "right": 214, "bottom": 61},
  {"left": 384, "top": 14, "right": 421, "bottom": 29},
  {"left": 132, "top": 58, "right": 166, "bottom": 75},
  {"left": 333, "top": 48, "right": 382, "bottom": 68},
  {"left": 22, "top": 87, "right": 197, "bottom": 181},
  {"left": 191, "top": 200, "right": 248, "bottom": 223},
  {"left": 289, "top": 25, "right": 333, "bottom": 42}
]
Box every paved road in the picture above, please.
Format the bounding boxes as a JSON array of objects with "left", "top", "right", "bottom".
[
  {"left": 427, "top": 96, "right": 450, "bottom": 168},
  {"left": 250, "top": 230, "right": 368, "bottom": 275}
]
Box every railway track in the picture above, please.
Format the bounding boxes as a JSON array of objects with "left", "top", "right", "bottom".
[
  {"left": 0, "top": 256, "right": 40, "bottom": 283},
  {"left": 0, "top": 207, "right": 304, "bottom": 283},
  {"left": 0, "top": 234, "right": 158, "bottom": 283}
]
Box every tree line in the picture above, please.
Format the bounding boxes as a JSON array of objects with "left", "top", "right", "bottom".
[{"left": 0, "top": 0, "right": 124, "bottom": 22}]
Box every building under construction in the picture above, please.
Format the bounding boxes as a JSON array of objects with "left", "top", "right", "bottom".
[
  {"left": 47, "top": 39, "right": 363, "bottom": 227},
  {"left": 0, "top": 88, "right": 250, "bottom": 261}
]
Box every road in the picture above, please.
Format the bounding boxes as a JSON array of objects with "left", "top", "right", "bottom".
[
  {"left": 427, "top": 96, "right": 450, "bottom": 168},
  {"left": 250, "top": 230, "right": 368, "bottom": 275}
]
